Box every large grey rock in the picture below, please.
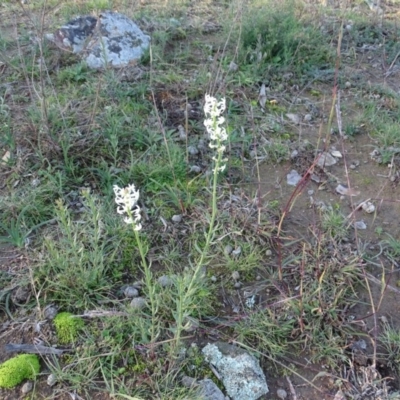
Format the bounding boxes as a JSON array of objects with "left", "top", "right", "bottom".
[
  {"left": 47, "top": 11, "right": 150, "bottom": 69},
  {"left": 202, "top": 342, "right": 268, "bottom": 400}
]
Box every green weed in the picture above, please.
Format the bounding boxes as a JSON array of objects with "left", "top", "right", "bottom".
[
  {"left": 239, "top": 0, "right": 333, "bottom": 76},
  {"left": 321, "top": 209, "right": 349, "bottom": 242}
]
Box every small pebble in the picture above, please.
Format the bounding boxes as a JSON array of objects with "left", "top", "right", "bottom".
[
  {"left": 31, "top": 178, "right": 40, "bottom": 187},
  {"left": 187, "top": 145, "right": 199, "bottom": 155},
  {"left": 232, "top": 246, "right": 242, "bottom": 256},
  {"left": 277, "top": 388, "right": 288, "bottom": 399},
  {"left": 47, "top": 373, "right": 57, "bottom": 387},
  {"left": 234, "top": 282, "right": 242, "bottom": 289},
  {"left": 189, "top": 165, "right": 201, "bottom": 173},
  {"left": 361, "top": 201, "right": 375, "bottom": 214},
  {"left": 43, "top": 304, "right": 58, "bottom": 320},
  {"left": 229, "top": 61, "right": 238, "bottom": 72},
  {"left": 224, "top": 245, "right": 233, "bottom": 255},
  {"left": 158, "top": 275, "right": 173, "bottom": 287},
  {"left": 231, "top": 271, "right": 240, "bottom": 280},
  {"left": 304, "top": 113, "right": 312, "bottom": 122},
  {"left": 345, "top": 81, "right": 351, "bottom": 88},
  {"left": 256, "top": 275, "right": 261, "bottom": 281},
  {"left": 354, "top": 220, "right": 367, "bottom": 230},
  {"left": 172, "top": 214, "right": 182, "bottom": 223},
  {"left": 21, "top": 381, "right": 33, "bottom": 394},
  {"left": 124, "top": 286, "right": 139, "bottom": 298},
  {"left": 130, "top": 297, "right": 146, "bottom": 310},
  {"left": 265, "top": 249, "right": 272, "bottom": 256},
  {"left": 350, "top": 164, "right": 356, "bottom": 169}
]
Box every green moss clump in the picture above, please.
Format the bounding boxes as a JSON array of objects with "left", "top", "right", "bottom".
[
  {"left": 0, "top": 354, "right": 40, "bottom": 388},
  {"left": 54, "top": 312, "right": 85, "bottom": 344}
]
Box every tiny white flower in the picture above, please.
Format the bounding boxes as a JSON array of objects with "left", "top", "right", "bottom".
[{"left": 113, "top": 184, "right": 142, "bottom": 230}]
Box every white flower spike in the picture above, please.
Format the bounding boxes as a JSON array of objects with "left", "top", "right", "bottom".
[
  {"left": 203, "top": 94, "right": 228, "bottom": 173},
  {"left": 113, "top": 184, "right": 142, "bottom": 230}
]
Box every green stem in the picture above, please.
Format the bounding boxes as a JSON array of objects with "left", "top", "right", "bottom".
[
  {"left": 174, "top": 132, "right": 224, "bottom": 346},
  {"left": 132, "top": 225, "right": 158, "bottom": 344}
]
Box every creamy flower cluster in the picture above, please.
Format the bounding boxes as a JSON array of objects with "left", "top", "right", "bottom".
[
  {"left": 203, "top": 94, "right": 228, "bottom": 173},
  {"left": 113, "top": 184, "right": 142, "bottom": 230}
]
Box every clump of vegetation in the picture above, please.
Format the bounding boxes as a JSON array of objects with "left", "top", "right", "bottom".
[
  {"left": 54, "top": 312, "right": 85, "bottom": 344},
  {"left": 380, "top": 321, "right": 400, "bottom": 379},
  {"left": 239, "top": 0, "right": 333, "bottom": 76},
  {"left": 0, "top": 354, "right": 40, "bottom": 388},
  {"left": 2, "top": 0, "right": 400, "bottom": 397}
]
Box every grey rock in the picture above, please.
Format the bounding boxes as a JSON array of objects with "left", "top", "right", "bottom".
[
  {"left": 231, "top": 271, "right": 240, "bottom": 281},
  {"left": 202, "top": 342, "right": 269, "bottom": 400},
  {"left": 181, "top": 376, "right": 226, "bottom": 400},
  {"left": 198, "top": 378, "right": 226, "bottom": 400},
  {"left": 47, "top": 373, "right": 57, "bottom": 387},
  {"left": 130, "top": 297, "right": 146, "bottom": 310},
  {"left": 229, "top": 61, "right": 238, "bottom": 72},
  {"left": 231, "top": 247, "right": 241, "bottom": 257},
  {"left": 124, "top": 286, "right": 139, "bottom": 298},
  {"left": 224, "top": 245, "right": 233, "bottom": 255},
  {"left": 287, "top": 170, "right": 301, "bottom": 186},
  {"left": 188, "top": 145, "right": 199, "bottom": 155},
  {"left": 21, "top": 381, "right": 33, "bottom": 394},
  {"left": 172, "top": 214, "right": 183, "bottom": 223},
  {"left": 316, "top": 152, "right": 337, "bottom": 167},
  {"left": 354, "top": 220, "right": 367, "bottom": 230},
  {"left": 31, "top": 178, "right": 41, "bottom": 187},
  {"left": 47, "top": 11, "right": 150, "bottom": 69},
  {"left": 290, "top": 150, "right": 299, "bottom": 159},
  {"left": 277, "top": 388, "right": 287, "bottom": 399},
  {"left": 190, "top": 165, "right": 201, "bottom": 173},
  {"left": 43, "top": 304, "right": 58, "bottom": 320},
  {"left": 158, "top": 275, "right": 173, "bottom": 287}
]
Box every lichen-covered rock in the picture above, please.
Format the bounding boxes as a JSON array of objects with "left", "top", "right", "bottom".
[
  {"left": 46, "top": 11, "right": 150, "bottom": 69},
  {"left": 202, "top": 342, "right": 269, "bottom": 400},
  {"left": 198, "top": 378, "right": 226, "bottom": 400},
  {"left": 181, "top": 376, "right": 226, "bottom": 400},
  {"left": 53, "top": 312, "right": 84, "bottom": 344},
  {"left": 0, "top": 354, "right": 40, "bottom": 388}
]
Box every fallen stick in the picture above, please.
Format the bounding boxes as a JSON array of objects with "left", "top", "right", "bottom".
[
  {"left": 5, "top": 343, "right": 69, "bottom": 355},
  {"left": 286, "top": 376, "right": 298, "bottom": 400}
]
